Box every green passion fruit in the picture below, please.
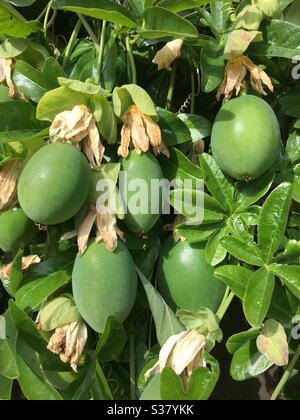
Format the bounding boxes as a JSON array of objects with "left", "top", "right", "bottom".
[
  {"left": 0, "top": 208, "right": 38, "bottom": 253},
  {"left": 120, "top": 151, "right": 164, "bottom": 234},
  {"left": 157, "top": 237, "right": 226, "bottom": 312},
  {"left": 18, "top": 143, "right": 91, "bottom": 225},
  {"left": 72, "top": 240, "right": 137, "bottom": 333},
  {"left": 211, "top": 95, "right": 281, "bottom": 181}
]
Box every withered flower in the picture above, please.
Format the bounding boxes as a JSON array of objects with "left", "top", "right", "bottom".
[
  {"left": 50, "top": 105, "right": 105, "bottom": 169},
  {"left": 145, "top": 330, "right": 206, "bottom": 391},
  {"left": 153, "top": 39, "right": 184, "bottom": 71},
  {"left": 0, "top": 159, "right": 23, "bottom": 211},
  {"left": 0, "top": 57, "right": 15, "bottom": 97},
  {"left": 47, "top": 321, "right": 88, "bottom": 372},
  {"left": 77, "top": 204, "right": 124, "bottom": 254},
  {"left": 118, "top": 105, "right": 169, "bottom": 158},
  {"left": 217, "top": 55, "right": 273, "bottom": 103},
  {"left": 0, "top": 255, "right": 41, "bottom": 281}
]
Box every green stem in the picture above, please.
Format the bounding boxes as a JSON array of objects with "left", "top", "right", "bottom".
[
  {"left": 95, "top": 20, "right": 107, "bottom": 85},
  {"left": 62, "top": 20, "right": 82, "bottom": 69},
  {"left": 216, "top": 291, "right": 235, "bottom": 321},
  {"left": 36, "top": 4, "right": 49, "bottom": 21},
  {"left": 43, "top": 0, "right": 54, "bottom": 34},
  {"left": 126, "top": 36, "right": 137, "bottom": 84},
  {"left": 129, "top": 334, "right": 136, "bottom": 401},
  {"left": 270, "top": 343, "right": 300, "bottom": 401},
  {"left": 190, "top": 70, "right": 196, "bottom": 114},
  {"left": 166, "top": 64, "right": 177, "bottom": 111},
  {"left": 77, "top": 14, "right": 100, "bottom": 51}
]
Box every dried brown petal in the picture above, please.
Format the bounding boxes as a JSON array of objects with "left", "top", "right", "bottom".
[
  {"left": 47, "top": 325, "right": 69, "bottom": 354},
  {"left": 77, "top": 208, "right": 97, "bottom": 255},
  {"left": 95, "top": 204, "right": 118, "bottom": 252},
  {"left": 128, "top": 106, "right": 150, "bottom": 155},
  {"left": 50, "top": 105, "right": 92, "bottom": 143},
  {"left": 0, "top": 58, "right": 15, "bottom": 97},
  {"left": 118, "top": 124, "right": 132, "bottom": 158},
  {"left": 0, "top": 159, "right": 23, "bottom": 211},
  {"left": 82, "top": 119, "right": 105, "bottom": 169},
  {"left": 143, "top": 113, "right": 162, "bottom": 156},
  {"left": 153, "top": 39, "right": 183, "bottom": 71}
]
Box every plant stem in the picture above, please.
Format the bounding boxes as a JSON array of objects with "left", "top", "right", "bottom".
[
  {"left": 166, "top": 64, "right": 177, "bottom": 111},
  {"left": 129, "top": 334, "right": 136, "bottom": 400},
  {"left": 126, "top": 36, "right": 137, "bottom": 84},
  {"left": 270, "top": 342, "right": 300, "bottom": 401},
  {"left": 96, "top": 20, "right": 107, "bottom": 85},
  {"left": 216, "top": 291, "right": 235, "bottom": 321},
  {"left": 43, "top": 0, "right": 54, "bottom": 34},
  {"left": 77, "top": 13, "right": 100, "bottom": 51},
  {"left": 190, "top": 70, "right": 196, "bottom": 114},
  {"left": 62, "top": 20, "right": 82, "bottom": 69}
]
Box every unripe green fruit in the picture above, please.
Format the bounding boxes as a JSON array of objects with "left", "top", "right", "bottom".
[
  {"left": 211, "top": 95, "right": 281, "bottom": 181},
  {"left": 72, "top": 240, "right": 137, "bottom": 333},
  {"left": 18, "top": 143, "right": 92, "bottom": 225},
  {"left": 157, "top": 238, "right": 226, "bottom": 312},
  {"left": 0, "top": 208, "right": 38, "bottom": 253},
  {"left": 120, "top": 151, "right": 164, "bottom": 233}
]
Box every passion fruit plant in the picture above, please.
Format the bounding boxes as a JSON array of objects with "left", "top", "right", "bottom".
[{"left": 0, "top": 0, "right": 300, "bottom": 401}]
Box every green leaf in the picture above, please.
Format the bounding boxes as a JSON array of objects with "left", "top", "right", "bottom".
[
  {"left": 214, "top": 265, "right": 253, "bottom": 300},
  {"left": 249, "top": 20, "right": 300, "bottom": 59},
  {"left": 230, "top": 339, "right": 273, "bottom": 381},
  {"left": 157, "top": 108, "right": 192, "bottom": 146},
  {"left": 0, "top": 310, "right": 19, "bottom": 379},
  {"left": 270, "top": 264, "right": 300, "bottom": 300},
  {"left": 220, "top": 236, "right": 264, "bottom": 266},
  {"left": 0, "top": 100, "right": 42, "bottom": 132},
  {"left": 187, "top": 354, "right": 220, "bottom": 400},
  {"left": 205, "top": 227, "right": 228, "bottom": 266},
  {"left": 280, "top": 92, "right": 300, "bottom": 119},
  {"left": 5, "top": 0, "right": 36, "bottom": 5},
  {"left": 286, "top": 131, "right": 300, "bottom": 164},
  {"left": 8, "top": 248, "right": 23, "bottom": 297},
  {"left": 200, "top": 153, "right": 235, "bottom": 213},
  {"left": 92, "top": 96, "right": 117, "bottom": 144},
  {"left": 53, "top": 0, "right": 137, "bottom": 28},
  {"left": 140, "top": 7, "right": 198, "bottom": 39},
  {"left": 160, "top": 367, "right": 187, "bottom": 400},
  {"left": 157, "top": 0, "right": 220, "bottom": 13},
  {"left": 0, "top": 37, "right": 29, "bottom": 58},
  {"left": 136, "top": 266, "right": 184, "bottom": 347},
  {"left": 235, "top": 171, "right": 274, "bottom": 212},
  {"left": 36, "top": 86, "right": 90, "bottom": 121},
  {"left": 0, "top": 5, "right": 41, "bottom": 38},
  {"left": 256, "top": 320, "right": 289, "bottom": 367},
  {"left": 113, "top": 84, "right": 157, "bottom": 119},
  {"left": 258, "top": 182, "right": 293, "bottom": 263},
  {"left": 268, "top": 282, "right": 294, "bottom": 323},
  {"left": 158, "top": 146, "right": 203, "bottom": 187},
  {"left": 175, "top": 222, "right": 220, "bottom": 243},
  {"left": 243, "top": 268, "right": 275, "bottom": 328},
  {"left": 12, "top": 60, "right": 47, "bottom": 103},
  {"left": 178, "top": 113, "right": 212, "bottom": 141},
  {"left": 0, "top": 375, "right": 12, "bottom": 400},
  {"left": 96, "top": 317, "right": 127, "bottom": 363},
  {"left": 42, "top": 57, "right": 66, "bottom": 90},
  {"left": 275, "top": 240, "right": 300, "bottom": 264},
  {"left": 16, "top": 353, "right": 62, "bottom": 400},
  {"left": 63, "top": 360, "right": 112, "bottom": 400},
  {"left": 200, "top": 43, "right": 225, "bottom": 93},
  {"left": 15, "top": 254, "right": 73, "bottom": 312},
  {"left": 226, "top": 329, "right": 261, "bottom": 355}
]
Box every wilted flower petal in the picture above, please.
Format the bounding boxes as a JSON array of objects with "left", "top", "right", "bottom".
[
  {"left": 77, "top": 208, "right": 97, "bottom": 255},
  {"left": 47, "top": 321, "right": 88, "bottom": 372},
  {"left": 0, "top": 159, "right": 23, "bottom": 211},
  {"left": 153, "top": 39, "right": 183, "bottom": 71},
  {"left": 82, "top": 119, "right": 105, "bottom": 169},
  {"left": 95, "top": 204, "right": 118, "bottom": 252},
  {"left": 0, "top": 58, "right": 15, "bottom": 97},
  {"left": 217, "top": 55, "right": 273, "bottom": 103},
  {"left": 118, "top": 105, "right": 169, "bottom": 158}
]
